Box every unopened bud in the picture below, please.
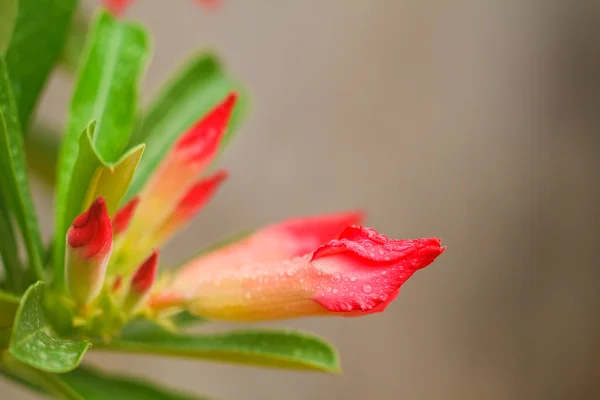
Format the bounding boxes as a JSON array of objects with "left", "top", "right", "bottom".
[
  {"left": 65, "top": 197, "right": 113, "bottom": 306},
  {"left": 112, "top": 196, "right": 140, "bottom": 236},
  {"left": 123, "top": 249, "right": 159, "bottom": 314}
]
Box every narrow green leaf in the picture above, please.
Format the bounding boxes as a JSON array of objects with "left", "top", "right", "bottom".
[
  {"left": 0, "top": 290, "right": 19, "bottom": 344},
  {"left": 0, "top": 57, "right": 44, "bottom": 281},
  {"left": 59, "top": 12, "right": 88, "bottom": 73},
  {"left": 125, "top": 52, "right": 249, "bottom": 200},
  {"left": 0, "top": 0, "right": 18, "bottom": 54},
  {"left": 61, "top": 365, "right": 208, "bottom": 400},
  {"left": 9, "top": 282, "right": 90, "bottom": 373},
  {"left": 24, "top": 124, "right": 60, "bottom": 188},
  {"left": 53, "top": 123, "right": 144, "bottom": 291},
  {"left": 0, "top": 356, "right": 82, "bottom": 400},
  {"left": 61, "top": 10, "right": 149, "bottom": 165},
  {"left": 0, "top": 362, "right": 208, "bottom": 399},
  {"left": 98, "top": 324, "right": 340, "bottom": 373},
  {"left": 5, "top": 0, "right": 78, "bottom": 130},
  {"left": 28, "top": 368, "right": 84, "bottom": 400},
  {"left": 55, "top": 11, "right": 149, "bottom": 291},
  {"left": 0, "top": 188, "right": 21, "bottom": 292}
]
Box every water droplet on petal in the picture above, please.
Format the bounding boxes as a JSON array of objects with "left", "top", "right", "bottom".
[
  {"left": 350, "top": 276, "right": 358, "bottom": 282},
  {"left": 331, "top": 273, "right": 342, "bottom": 283},
  {"left": 362, "top": 284, "right": 373, "bottom": 293},
  {"left": 332, "top": 288, "right": 339, "bottom": 294},
  {"left": 381, "top": 270, "right": 387, "bottom": 276}
]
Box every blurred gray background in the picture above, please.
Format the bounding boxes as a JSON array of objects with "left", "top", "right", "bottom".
[{"left": 2, "top": 1, "right": 600, "bottom": 399}]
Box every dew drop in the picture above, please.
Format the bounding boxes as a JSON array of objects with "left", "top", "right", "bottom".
[
  {"left": 331, "top": 273, "right": 342, "bottom": 283},
  {"left": 350, "top": 276, "right": 358, "bottom": 282},
  {"left": 362, "top": 284, "right": 373, "bottom": 293},
  {"left": 332, "top": 288, "right": 339, "bottom": 294},
  {"left": 299, "top": 278, "right": 305, "bottom": 284},
  {"left": 381, "top": 270, "right": 388, "bottom": 276}
]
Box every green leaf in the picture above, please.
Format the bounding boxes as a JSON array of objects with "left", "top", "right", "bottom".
[
  {"left": 53, "top": 122, "right": 144, "bottom": 291},
  {"left": 62, "top": 10, "right": 150, "bottom": 165},
  {"left": 0, "top": 188, "right": 21, "bottom": 292},
  {"left": 0, "top": 0, "right": 18, "bottom": 54},
  {"left": 5, "top": 0, "right": 78, "bottom": 130},
  {"left": 125, "top": 52, "right": 249, "bottom": 200},
  {"left": 61, "top": 365, "right": 208, "bottom": 400},
  {"left": 0, "top": 57, "right": 45, "bottom": 281},
  {"left": 23, "top": 123, "right": 60, "bottom": 188},
  {"left": 55, "top": 10, "right": 149, "bottom": 291},
  {"left": 28, "top": 368, "right": 84, "bottom": 400},
  {"left": 0, "top": 289, "right": 19, "bottom": 344},
  {"left": 9, "top": 282, "right": 90, "bottom": 373},
  {"left": 98, "top": 324, "right": 340, "bottom": 373},
  {"left": 0, "top": 362, "right": 209, "bottom": 400}
]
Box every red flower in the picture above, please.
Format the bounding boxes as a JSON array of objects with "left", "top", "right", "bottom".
[{"left": 150, "top": 213, "right": 444, "bottom": 321}]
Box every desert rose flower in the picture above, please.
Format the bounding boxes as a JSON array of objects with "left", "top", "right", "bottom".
[{"left": 149, "top": 216, "right": 445, "bottom": 321}]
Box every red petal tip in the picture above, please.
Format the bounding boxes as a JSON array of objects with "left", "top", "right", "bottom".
[
  {"left": 174, "top": 93, "right": 238, "bottom": 164},
  {"left": 112, "top": 196, "right": 140, "bottom": 235},
  {"left": 175, "top": 170, "right": 229, "bottom": 218},
  {"left": 131, "top": 249, "right": 159, "bottom": 293},
  {"left": 103, "top": 0, "right": 134, "bottom": 16},
  {"left": 311, "top": 227, "right": 445, "bottom": 314},
  {"left": 67, "top": 197, "right": 112, "bottom": 259}
]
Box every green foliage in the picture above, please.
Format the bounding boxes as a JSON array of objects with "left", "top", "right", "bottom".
[
  {"left": 0, "top": 290, "right": 19, "bottom": 344},
  {"left": 5, "top": 0, "right": 78, "bottom": 130},
  {"left": 1, "top": 362, "right": 208, "bottom": 399},
  {"left": 0, "top": 0, "right": 17, "bottom": 54},
  {"left": 0, "top": 58, "right": 44, "bottom": 282},
  {"left": 9, "top": 282, "right": 90, "bottom": 373},
  {"left": 100, "top": 323, "right": 340, "bottom": 373}
]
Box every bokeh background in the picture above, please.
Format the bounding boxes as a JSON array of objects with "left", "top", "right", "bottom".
[{"left": 3, "top": 1, "right": 600, "bottom": 399}]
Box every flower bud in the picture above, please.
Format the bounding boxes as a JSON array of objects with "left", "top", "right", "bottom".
[
  {"left": 123, "top": 249, "right": 159, "bottom": 314},
  {"left": 152, "top": 170, "right": 228, "bottom": 246},
  {"left": 112, "top": 196, "right": 140, "bottom": 236},
  {"left": 65, "top": 197, "right": 113, "bottom": 306}
]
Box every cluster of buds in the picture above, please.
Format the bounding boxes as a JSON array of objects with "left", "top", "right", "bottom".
[{"left": 63, "top": 92, "right": 445, "bottom": 332}]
